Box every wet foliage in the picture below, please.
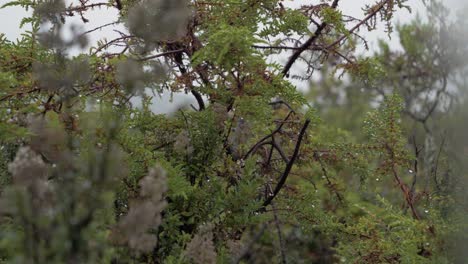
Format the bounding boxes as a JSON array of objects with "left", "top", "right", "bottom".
[{"left": 0, "top": 0, "right": 467, "bottom": 263}]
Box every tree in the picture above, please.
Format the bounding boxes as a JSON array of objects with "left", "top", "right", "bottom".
[{"left": 0, "top": 0, "right": 466, "bottom": 263}]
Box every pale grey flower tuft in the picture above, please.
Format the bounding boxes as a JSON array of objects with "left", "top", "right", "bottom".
[
  {"left": 127, "top": 0, "right": 192, "bottom": 44},
  {"left": 8, "top": 146, "right": 48, "bottom": 185},
  {"left": 173, "top": 130, "right": 194, "bottom": 156},
  {"left": 111, "top": 165, "right": 168, "bottom": 253},
  {"left": 184, "top": 223, "right": 217, "bottom": 264}
]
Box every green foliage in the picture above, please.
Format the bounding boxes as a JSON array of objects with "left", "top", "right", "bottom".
[
  {"left": 345, "top": 57, "right": 386, "bottom": 87},
  {"left": 258, "top": 9, "right": 309, "bottom": 37},
  {"left": 193, "top": 25, "right": 261, "bottom": 70},
  {"left": 335, "top": 196, "right": 432, "bottom": 264},
  {"left": 321, "top": 7, "right": 347, "bottom": 35},
  {"left": 0, "top": 0, "right": 466, "bottom": 263}
]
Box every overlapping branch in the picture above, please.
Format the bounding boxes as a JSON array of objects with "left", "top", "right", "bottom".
[{"left": 262, "top": 119, "right": 311, "bottom": 208}]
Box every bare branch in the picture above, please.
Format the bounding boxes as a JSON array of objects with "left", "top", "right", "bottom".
[
  {"left": 281, "top": 0, "right": 340, "bottom": 77},
  {"left": 137, "top": 49, "right": 185, "bottom": 61},
  {"left": 325, "top": 0, "right": 390, "bottom": 50},
  {"left": 262, "top": 119, "right": 311, "bottom": 208}
]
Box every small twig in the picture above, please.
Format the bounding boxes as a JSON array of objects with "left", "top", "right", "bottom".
[
  {"left": 64, "top": 2, "right": 109, "bottom": 13},
  {"left": 0, "top": 87, "right": 40, "bottom": 102},
  {"left": 313, "top": 151, "right": 344, "bottom": 203},
  {"left": 252, "top": 45, "right": 322, "bottom": 51},
  {"left": 271, "top": 139, "right": 289, "bottom": 164},
  {"left": 268, "top": 100, "right": 295, "bottom": 112},
  {"left": 325, "top": 0, "right": 389, "bottom": 50},
  {"left": 153, "top": 140, "right": 176, "bottom": 151},
  {"left": 268, "top": 182, "right": 287, "bottom": 264},
  {"left": 432, "top": 135, "right": 446, "bottom": 191},
  {"left": 171, "top": 47, "right": 206, "bottom": 111},
  {"left": 386, "top": 144, "right": 420, "bottom": 220},
  {"left": 136, "top": 49, "right": 185, "bottom": 61},
  {"left": 244, "top": 111, "right": 294, "bottom": 160},
  {"left": 92, "top": 35, "right": 135, "bottom": 55},
  {"left": 80, "top": 21, "right": 120, "bottom": 36},
  {"left": 409, "top": 135, "right": 420, "bottom": 196},
  {"left": 250, "top": 140, "right": 289, "bottom": 164}
]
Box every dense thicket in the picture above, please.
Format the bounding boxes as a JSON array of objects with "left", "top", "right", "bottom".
[{"left": 0, "top": 0, "right": 467, "bottom": 263}]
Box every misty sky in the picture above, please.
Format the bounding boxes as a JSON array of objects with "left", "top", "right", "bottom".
[{"left": 0, "top": 0, "right": 464, "bottom": 113}]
